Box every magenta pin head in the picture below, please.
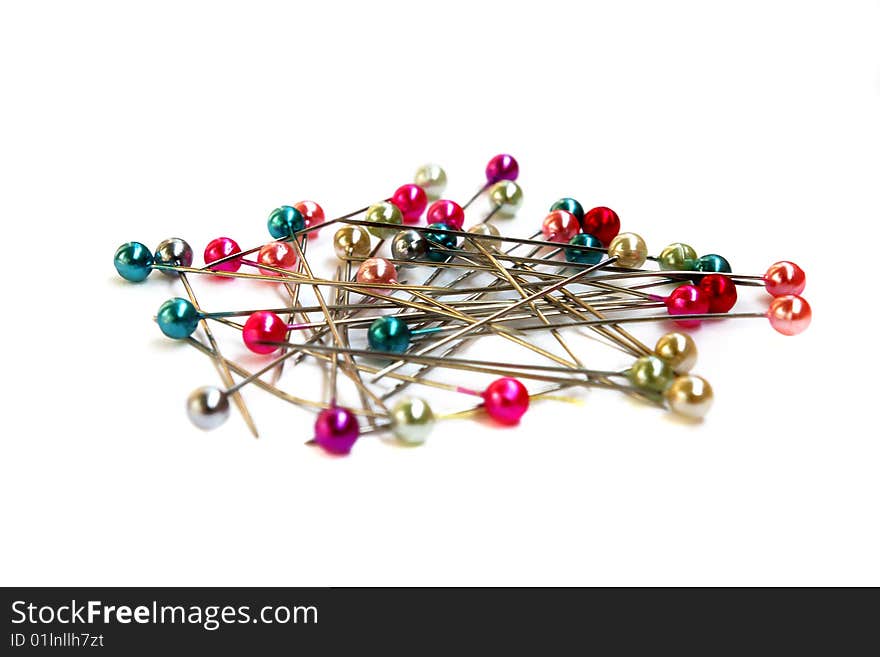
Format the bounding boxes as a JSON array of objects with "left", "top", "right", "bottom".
[
  {"left": 391, "top": 184, "right": 428, "bottom": 224},
  {"left": 483, "top": 377, "right": 530, "bottom": 425},
  {"left": 314, "top": 406, "right": 360, "bottom": 455},
  {"left": 242, "top": 311, "right": 287, "bottom": 354},
  {"left": 767, "top": 295, "right": 812, "bottom": 336},
  {"left": 665, "top": 284, "right": 711, "bottom": 328},
  {"left": 485, "top": 154, "right": 519, "bottom": 184},
  {"left": 426, "top": 199, "right": 465, "bottom": 230},
  {"left": 204, "top": 237, "right": 242, "bottom": 273},
  {"left": 763, "top": 261, "right": 806, "bottom": 297}
]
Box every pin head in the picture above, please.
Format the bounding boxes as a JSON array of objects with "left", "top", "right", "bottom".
[
  {"left": 767, "top": 295, "right": 811, "bottom": 336},
  {"left": 488, "top": 180, "right": 523, "bottom": 218},
  {"left": 565, "top": 233, "right": 603, "bottom": 265},
  {"left": 204, "top": 237, "right": 242, "bottom": 273},
  {"left": 654, "top": 332, "right": 698, "bottom": 373},
  {"left": 541, "top": 210, "right": 580, "bottom": 242},
  {"left": 391, "top": 229, "right": 429, "bottom": 262},
  {"left": 242, "top": 311, "right": 287, "bottom": 354},
  {"left": 364, "top": 201, "right": 404, "bottom": 238},
  {"left": 367, "top": 316, "right": 411, "bottom": 353},
  {"left": 293, "top": 200, "right": 325, "bottom": 238},
  {"left": 186, "top": 386, "right": 230, "bottom": 430},
  {"left": 154, "top": 238, "right": 194, "bottom": 276},
  {"left": 763, "top": 261, "right": 806, "bottom": 297},
  {"left": 485, "top": 154, "right": 519, "bottom": 183},
  {"left": 333, "top": 225, "right": 372, "bottom": 260},
  {"left": 257, "top": 242, "right": 297, "bottom": 275},
  {"left": 665, "top": 375, "right": 713, "bottom": 419},
  {"left": 426, "top": 199, "right": 465, "bottom": 230},
  {"left": 463, "top": 222, "right": 501, "bottom": 251},
  {"left": 658, "top": 242, "right": 699, "bottom": 271},
  {"left": 627, "top": 355, "right": 675, "bottom": 393},
  {"left": 390, "top": 398, "right": 435, "bottom": 445},
  {"left": 424, "top": 223, "right": 460, "bottom": 262},
  {"left": 607, "top": 232, "right": 648, "bottom": 268},
  {"left": 391, "top": 184, "right": 428, "bottom": 224},
  {"left": 697, "top": 253, "right": 732, "bottom": 274},
  {"left": 157, "top": 297, "right": 200, "bottom": 339},
  {"left": 483, "top": 377, "right": 529, "bottom": 425},
  {"left": 698, "top": 274, "right": 737, "bottom": 313},
  {"left": 267, "top": 205, "right": 305, "bottom": 239},
  {"left": 550, "top": 197, "right": 585, "bottom": 223},
  {"left": 582, "top": 207, "right": 620, "bottom": 246},
  {"left": 314, "top": 406, "right": 360, "bottom": 455},
  {"left": 114, "top": 241, "right": 153, "bottom": 282},
  {"left": 413, "top": 163, "right": 447, "bottom": 201},
  {"left": 665, "top": 284, "right": 711, "bottom": 328},
  {"left": 356, "top": 257, "right": 398, "bottom": 292}
]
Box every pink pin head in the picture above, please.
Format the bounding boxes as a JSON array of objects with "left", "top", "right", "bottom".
[
  {"left": 257, "top": 242, "right": 297, "bottom": 275},
  {"left": 242, "top": 311, "right": 287, "bottom": 354},
  {"left": 665, "top": 284, "right": 711, "bottom": 328},
  {"left": 391, "top": 184, "right": 428, "bottom": 225},
  {"left": 204, "top": 237, "right": 242, "bottom": 273},
  {"left": 541, "top": 210, "right": 580, "bottom": 242},
  {"left": 582, "top": 206, "right": 621, "bottom": 246},
  {"left": 767, "top": 295, "right": 811, "bottom": 336},
  {"left": 483, "top": 377, "right": 530, "bottom": 425},
  {"left": 763, "top": 261, "right": 806, "bottom": 297},
  {"left": 293, "top": 200, "right": 325, "bottom": 239},
  {"left": 356, "top": 257, "right": 398, "bottom": 295},
  {"left": 426, "top": 199, "right": 465, "bottom": 230},
  {"left": 698, "top": 274, "right": 737, "bottom": 313},
  {"left": 485, "top": 154, "right": 519, "bottom": 183},
  {"left": 313, "top": 406, "right": 360, "bottom": 455}
]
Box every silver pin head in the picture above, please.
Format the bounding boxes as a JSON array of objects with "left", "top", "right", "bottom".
[
  {"left": 155, "top": 237, "right": 194, "bottom": 276},
  {"left": 186, "top": 386, "right": 230, "bottom": 430},
  {"left": 391, "top": 229, "right": 429, "bottom": 263}
]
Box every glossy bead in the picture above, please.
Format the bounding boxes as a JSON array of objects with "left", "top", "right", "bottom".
[
  {"left": 413, "top": 163, "right": 447, "bottom": 201},
  {"left": 550, "top": 197, "right": 584, "bottom": 223},
  {"left": 156, "top": 297, "right": 200, "bottom": 339},
  {"left": 391, "top": 229, "right": 429, "bottom": 263},
  {"left": 242, "top": 311, "right": 287, "bottom": 354},
  {"left": 665, "top": 375, "right": 714, "bottom": 419},
  {"left": 356, "top": 257, "right": 398, "bottom": 292},
  {"left": 113, "top": 241, "right": 153, "bottom": 282},
  {"left": 541, "top": 210, "right": 580, "bottom": 242},
  {"left": 154, "top": 238, "right": 194, "bottom": 276},
  {"left": 204, "top": 237, "right": 242, "bottom": 273},
  {"left": 763, "top": 261, "right": 806, "bottom": 297},
  {"left": 665, "top": 284, "right": 710, "bottom": 328},
  {"left": 390, "top": 398, "right": 436, "bottom": 445},
  {"left": 582, "top": 207, "right": 621, "bottom": 246},
  {"left": 658, "top": 243, "right": 699, "bottom": 271},
  {"left": 488, "top": 180, "right": 523, "bottom": 218},
  {"left": 293, "top": 200, "right": 325, "bottom": 238},
  {"left": 654, "top": 332, "right": 698, "bottom": 373},
  {"left": 697, "top": 253, "right": 731, "bottom": 274},
  {"left": 314, "top": 406, "right": 360, "bottom": 456},
  {"left": 463, "top": 222, "right": 501, "bottom": 251},
  {"left": 607, "top": 232, "right": 648, "bottom": 268},
  {"left": 483, "top": 377, "right": 529, "bottom": 425},
  {"left": 333, "top": 226, "right": 372, "bottom": 260},
  {"left": 364, "top": 201, "right": 403, "bottom": 238},
  {"left": 485, "top": 153, "right": 519, "bottom": 183},
  {"left": 257, "top": 241, "right": 297, "bottom": 275},
  {"left": 424, "top": 222, "right": 460, "bottom": 262},
  {"left": 368, "top": 316, "right": 411, "bottom": 353},
  {"left": 391, "top": 184, "right": 428, "bottom": 224},
  {"left": 426, "top": 199, "right": 465, "bottom": 230},
  {"left": 565, "top": 233, "right": 603, "bottom": 264},
  {"left": 186, "top": 386, "right": 230, "bottom": 430},
  {"left": 266, "top": 205, "right": 305, "bottom": 239},
  {"left": 767, "top": 295, "right": 812, "bottom": 336},
  {"left": 627, "top": 355, "right": 675, "bottom": 393},
  {"left": 698, "top": 274, "right": 737, "bottom": 313}
]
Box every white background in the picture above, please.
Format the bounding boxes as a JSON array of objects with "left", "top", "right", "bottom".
[{"left": 1, "top": 1, "right": 878, "bottom": 586}]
